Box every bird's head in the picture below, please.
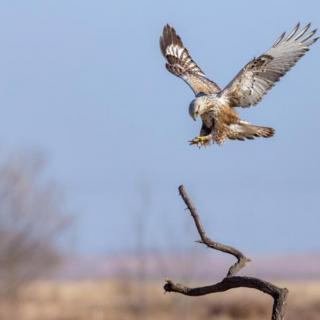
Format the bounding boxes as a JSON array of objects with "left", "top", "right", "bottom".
[{"left": 189, "top": 96, "right": 209, "bottom": 121}]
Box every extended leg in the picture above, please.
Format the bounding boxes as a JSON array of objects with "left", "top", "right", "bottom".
[{"left": 189, "top": 134, "right": 212, "bottom": 147}]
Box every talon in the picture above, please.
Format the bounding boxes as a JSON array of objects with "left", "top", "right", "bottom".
[
  {"left": 188, "top": 138, "right": 198, "bottom": 145},
  {"left": 189, "top": 135, "right": 212, "bottom": 147}
]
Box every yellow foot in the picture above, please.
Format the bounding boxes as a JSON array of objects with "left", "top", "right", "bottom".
[{"left": 189, "top": 135, "right": 212, "bottom": 147}]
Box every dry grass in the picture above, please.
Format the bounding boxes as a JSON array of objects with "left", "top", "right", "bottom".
[{"left": 0, "top": 279, "right": 319, "bottom": 320}]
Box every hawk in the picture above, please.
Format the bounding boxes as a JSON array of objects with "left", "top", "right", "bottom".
[{"left": 160, "top": 23, "right": 318, "bottom": 146}]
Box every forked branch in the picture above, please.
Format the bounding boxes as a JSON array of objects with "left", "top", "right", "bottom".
[{"left": 164, "top": 185, "right": 288, "bottom": 320}]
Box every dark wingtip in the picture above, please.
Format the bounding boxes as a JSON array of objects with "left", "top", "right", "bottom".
[{"left": 160, "top": 24, "right": 174, "bottom": 55}]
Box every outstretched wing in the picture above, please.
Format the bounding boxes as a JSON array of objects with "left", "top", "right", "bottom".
[
  {"left": 160, "top": 24, "right": 220, "bottom": 95},
  {"left": 221, "top": 23, "right": 319, "bottom": 108}
]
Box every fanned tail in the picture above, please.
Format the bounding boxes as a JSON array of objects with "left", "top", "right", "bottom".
[{"left": 228, "top": 121, "right": 275, "bottom": 141}]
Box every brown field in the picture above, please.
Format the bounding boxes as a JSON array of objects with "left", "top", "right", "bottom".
[{"left": 0, "top": 279, "right": 320, "bottom": 320}]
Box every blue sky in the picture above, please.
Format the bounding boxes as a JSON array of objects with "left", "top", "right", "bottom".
[{"left": 0, "top": 0, "right": 319, "bottom": 254}]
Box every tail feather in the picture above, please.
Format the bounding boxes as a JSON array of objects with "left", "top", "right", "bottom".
[{"left": 228, "top": 121, "right": 275, "bottom": 141}]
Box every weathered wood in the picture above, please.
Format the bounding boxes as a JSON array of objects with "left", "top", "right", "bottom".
[{"left": 164, "top": 185, "right": 288, "bottom": 320}]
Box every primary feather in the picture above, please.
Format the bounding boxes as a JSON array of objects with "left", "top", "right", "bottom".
[
  {"left": 221, "top": 23, "right": 319, "bottom": 108},
  {"left": 160, "top": 24, "right": 220, "bottom": 95}
]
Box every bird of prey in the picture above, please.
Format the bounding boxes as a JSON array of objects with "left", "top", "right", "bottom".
[{"left": 160, "top": 23, "right": 318, "bottom": 146}]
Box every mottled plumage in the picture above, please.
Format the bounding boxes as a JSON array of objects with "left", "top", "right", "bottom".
[
  {"left": 160, "top": 25, "right": 220, "bottom": 95},
  {"left": 160, "top": 23, "right": 318, "bottom": 146}
]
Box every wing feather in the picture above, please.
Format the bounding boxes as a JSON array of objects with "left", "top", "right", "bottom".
[
  {"left": 221, "top": 23, "right": 319, "bottom": 108},
  {"left": 160, "top": 24, "right": 220, "bottom": 95}
]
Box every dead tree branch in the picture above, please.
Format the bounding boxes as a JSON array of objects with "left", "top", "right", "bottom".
[
  {"left": 178, "top": 184, "right": 250, "bottom": 277},
  {"left": 164, "top": 184, "right": 289, "bottom": 320}
]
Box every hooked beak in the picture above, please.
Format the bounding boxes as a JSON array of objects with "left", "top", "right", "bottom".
[{"left": 191, "top": 112, "right": 198, "bottom": 121}]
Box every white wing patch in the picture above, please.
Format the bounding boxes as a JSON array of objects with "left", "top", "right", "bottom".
[
  {"left": 221, "top": 23, "right": 319, "bottom": 108},
  {"left": 160, "top": 24, "right": 221, "bottom": 95}
]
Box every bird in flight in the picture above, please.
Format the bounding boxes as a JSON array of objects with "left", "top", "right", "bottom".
[{"left": 160, "top": 23, "right": 318, "bottom": 146}]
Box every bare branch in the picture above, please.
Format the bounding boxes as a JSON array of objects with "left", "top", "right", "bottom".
[
  {"left": 178, "top": 184, "right": 250, "bottom": 277},
  {"left": 164, "top": 184, "right": 289, "bottom": 320},
  {"left": 0, "top": 152, "right": 72, "bottom": 298}
]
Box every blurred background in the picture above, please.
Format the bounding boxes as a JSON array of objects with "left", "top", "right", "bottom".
[{"left": 0, "top": 0, "right": 319, "bottom": 319}]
